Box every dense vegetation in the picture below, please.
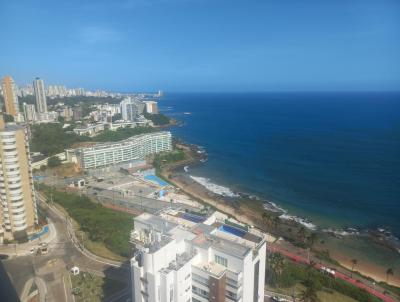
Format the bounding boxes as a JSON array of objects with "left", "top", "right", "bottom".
[
  {"left": 4, "top": 114, "right": 14, "bottom": 122},
  {"left": 30, "top": 123, "right": 159, "bottom": 156},
  {"left": 30, "top": 123, "right": 89, "bottom": 156},
  {"left": 47, "top": 156, "right": 62, "bottom": 168},
  {"left": 144, "top": 112, "right": 171, "bottom": 126},
  {"left": 266, "top": 252, "right": 381, "bottom": 302},
  {"left": 93, "top": 126, "right": 156, "bottom": 142},
  {"left": 153, "top": 149, "right": 186, "bottom": 170},
  {"left": 39, "top": 185, "right": 133, "bottom": 257}
]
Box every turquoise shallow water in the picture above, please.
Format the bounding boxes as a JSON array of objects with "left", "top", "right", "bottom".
[{"left": 160, "top": 92, "right": 400, "bottom": 236}]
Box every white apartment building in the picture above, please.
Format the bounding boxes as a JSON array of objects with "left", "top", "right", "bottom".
[
  {"left": 130, "top": 210, "right": 266, "bottom": 302},
  {"left": 23, "top": 103, "right": 36, "bottom": 122},
  {"left": 73, "top": 123, "right": 105, "bottom": 136},
  {"left": 121, "top": 97, "right": 146, "bottom": 121},
  {"left": 75, "top": 131, "right": 172, "bottom": 169},
  {"left": 33, "top": 77, "right": 48, "bottom": 113}
]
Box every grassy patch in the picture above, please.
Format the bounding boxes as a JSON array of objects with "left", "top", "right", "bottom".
[
  {"left": 314, "top": 249, "right": 340, "bottom": 266},
  {"left": 38, "top": 184, "right": 134, "bottom": 258},
  {"left": 83, "top": 238, "right": 126, "bottom": 262},
  {"left": 71, "top": 272, "right": 126, "bottom": 302}
]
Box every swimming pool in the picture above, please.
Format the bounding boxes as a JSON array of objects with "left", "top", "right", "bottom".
[
  {"left": 144, "top": 175, "right": 169, "bottom": 187},
  {"left": 219, "top": 225, "right": 247, "bottom": 238}
]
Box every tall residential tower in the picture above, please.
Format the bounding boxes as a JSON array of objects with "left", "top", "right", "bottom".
[
  {"left": 0, "top": 114, "right": 37, "bottom": 241},
  {"left": 33, "top": 77, "right": 47, "bottom": 114},
  {"left": 1, "top": 76, "right": 20, "bottom": 118}
]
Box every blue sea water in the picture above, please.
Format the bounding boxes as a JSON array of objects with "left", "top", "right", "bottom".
[{"left": 160, "top": 92, "right": 400, "bottom": 236}]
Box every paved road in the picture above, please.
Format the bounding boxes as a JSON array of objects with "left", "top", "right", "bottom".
[{"left": 2, "top": 199, "right": 130, "bottom": 302}]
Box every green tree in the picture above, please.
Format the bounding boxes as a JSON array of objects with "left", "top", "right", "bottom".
[
  {"left": 269, "top": 252, "right": 285, "bottom": 276},
  {"left": 272, "top": 216, "right": 281, "bottom": 229},
  {"left": 300, "top": 278, "right": 320, "bottom": 302},
  {"left": 58, "top": 116, "right": 65, "bottom": 123},
  {"left": 297, "top": 226, "right": 307, "bottom": 243},
  {"left": 307, "top": 232, "right": 318, "bottom": 247},
  {"left": 351, "top": 259, "right": 358, "bottom": 278},
  {"left": 112, "top": 113, "right": 122, "bottom": 122},
  {"left": 386, "top": 268, "right": 394, "bottom": 283},
  {"left": 262, "top": 212, "right": 273, "bottom": 228},
  {"left": 144, "top": 112, "right": 170, "bottom": 125},
  {"left": 47, "top": 156, "right": 62, "bottom": 168},
  {"left": 3, "top": 114, "right": 14, "bottom": 122}
]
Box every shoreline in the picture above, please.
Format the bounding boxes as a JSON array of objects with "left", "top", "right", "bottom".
[{"left": 158, "top": 144, "right": 400, "bottom": 288}]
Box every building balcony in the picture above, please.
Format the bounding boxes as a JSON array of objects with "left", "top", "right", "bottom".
[
  {"left": 13, "top": 223, "right": 27, "bottom": 232},
  {"left": 11, "top": 207, "right": 26, "bottom": 215}
]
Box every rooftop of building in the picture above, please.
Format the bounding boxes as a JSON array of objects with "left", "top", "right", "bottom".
[
  {"left": 76, "top": 130, "right": 171, "bottom": 152},
  {"left": 133, "top": 209, "right": 265, "bottom": 259}
]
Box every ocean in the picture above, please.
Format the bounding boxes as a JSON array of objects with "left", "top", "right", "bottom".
[{"left": 159, "top": 92, "right": 400, "bottom": 237}]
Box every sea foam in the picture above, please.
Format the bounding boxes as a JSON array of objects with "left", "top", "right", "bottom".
[
  {"left": 279, "top": 213, "right": 317, "bottom": 230},
  {"left": 190, "top": 176, "right": 239, "bottom": 197}
]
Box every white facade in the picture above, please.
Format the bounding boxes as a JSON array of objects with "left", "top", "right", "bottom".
[
  {"left": 121, "top": 97, "right": 146, "bottom": 121},
  {"left": 76, "top": 131, "right": 172, "bottom": 169},
  {"left": 23, "top": 103, "right": 36, "bottom": 122},
  {"left": 33, "top": 77, "right": 48, "bottom": 113},
  {"left": 36, "top": 111, "right": 58, "bottom": 123},
  {"left": 130, "top": 210, "right": 267, "bottom": 302},
  {"left": 73, "top": 123, "right": 105, "bottom": 136}
]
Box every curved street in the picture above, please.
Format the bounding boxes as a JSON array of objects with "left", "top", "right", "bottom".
[{"left": 1, "top": 198, "right": 130, "bottom": 302}]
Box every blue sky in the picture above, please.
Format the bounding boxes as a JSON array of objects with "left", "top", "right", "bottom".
[{"left": 0, "top": 0, "right": 399, "bottom": 92}]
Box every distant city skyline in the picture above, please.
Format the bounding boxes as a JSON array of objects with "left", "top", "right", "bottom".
[{"left": 1, "top": 0, "right": 399, "bottom": 92}]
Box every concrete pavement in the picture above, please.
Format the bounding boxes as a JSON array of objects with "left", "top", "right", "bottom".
[{"left": 2, "top": 196, "right": 129, "bottom": 302}]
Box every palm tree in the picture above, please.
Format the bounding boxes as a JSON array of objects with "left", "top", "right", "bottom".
[
  {"left": 297, "top": 226, "right": 307, "bottom": 243},
  {"left": 272, "top": 216, "right": 281, "bottom": 229},
  {"left": 262, "top": 212, "right": 273, "bottom": 228},
  {"left": 386, "top": 268, "right": 394, "bottom": 283},
  {"left": 269, "top": 252, "right": 285, "bottom": 276},
  {"left": 300, "top": 279, "right": 320, "bottom": 302},
  {"left": 350, "top": 259, "right": 358, "bottom": 278},
  {"left": 307, "top": 232, "right": 318, "bottom": 247}
]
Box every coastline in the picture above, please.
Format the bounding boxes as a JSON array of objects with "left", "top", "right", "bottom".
[{"left": 158, "top": 142, "right": 400, "bottom": 288}]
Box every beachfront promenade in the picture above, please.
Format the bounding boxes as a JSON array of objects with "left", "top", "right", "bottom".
[{"left": 269, "top": 244, "right": 397, "bottom": 302}]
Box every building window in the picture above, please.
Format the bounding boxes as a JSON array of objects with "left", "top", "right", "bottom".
[
  {"left": 253, "top": 260, "right": 260, "bottom": 302},
  {"left": 215, "top": 255, "right": 228, "bottom": 267}
]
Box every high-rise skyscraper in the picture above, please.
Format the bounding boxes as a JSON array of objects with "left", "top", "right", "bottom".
[
  {"left": 33, "top": 77, "right": 47, "bottom": 113},
  {"left": 0, "top": 113, "right": 38, "bottom": 242},
  {"left": 1, "top": 76, "right": 20, "bottom": 118},
  {"left": 120, "top": 97, "right": 145, "bottom": 121}
]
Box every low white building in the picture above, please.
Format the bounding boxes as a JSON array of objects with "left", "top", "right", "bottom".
[
  {"left": 75, "top": 131, "right": 172, "bottom": 169},
  {"left": 130, "top": 210, "right": 267, "bottom": 302},
  {"left": 73, "top": 123, "right": 105, "bottom": 136}
]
